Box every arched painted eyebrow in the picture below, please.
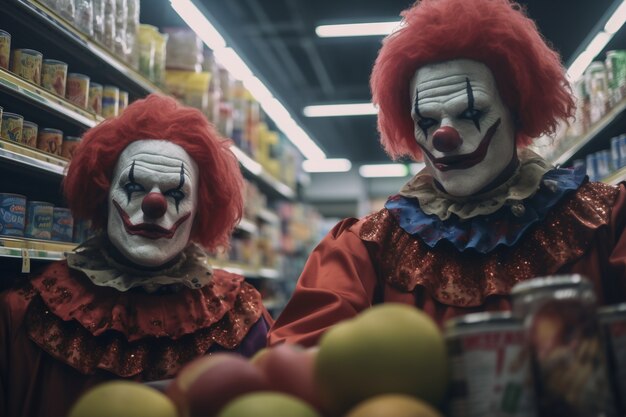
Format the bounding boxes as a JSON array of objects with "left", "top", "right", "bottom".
[
  {"left": 128, "top": 160, "right": 136, "bottom": 182},
  {"left": 466, "top": 77, "right": 474, "bottom": 110},
  {"left": 177, "top": 163, "right": 185, "bottom": 189},
  {"left": 413, "top": 86, "right": 424, "bottom": 119}
]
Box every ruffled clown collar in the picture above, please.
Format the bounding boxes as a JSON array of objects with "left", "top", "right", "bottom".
[{"left": 386, "top": 149, "right": 586, "bottom": 253}]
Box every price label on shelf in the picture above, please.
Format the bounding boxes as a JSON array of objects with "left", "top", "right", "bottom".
[{"left": 21, "top": 248, "right": 30, "bottom": 273}]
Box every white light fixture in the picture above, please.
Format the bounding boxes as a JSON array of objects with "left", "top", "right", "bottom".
[
  {"left": 359, "top": 164, "right": 408, "bottom": 178},
  {"left": 315, "top": 21, "right": 402, "bottom": 37},
  {"left": 170, "top": 0, "right": 326, "bottom": 161},
  {"left": 302, "top": 158, "right": 352, "bottom": 173},
  {"left": 567, "top": 0, "right": 626, "bottom": 81},
  {"left": 303, "top": 103, "right": 378, "bottom": 117}
]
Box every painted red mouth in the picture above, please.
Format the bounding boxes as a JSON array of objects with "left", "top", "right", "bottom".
[
  {"left": 420, "top": 118, "right": 501, "bottom": 172},
  {"left": 113, "top": 200, "right": 191, "bottom": 240}
]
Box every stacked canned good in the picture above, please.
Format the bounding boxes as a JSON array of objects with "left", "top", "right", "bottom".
[
  {"left": 0, "top": 28, "right": 130, "bottom": 118},
  {"left": 445, "top": 274, "right": 624, "bottom": 417},
  {"left": 0, "top": 104, "right": 81, "bottom": 160},
  {"left": 571, "top": 133, "right": 626, "bottom": 182}
]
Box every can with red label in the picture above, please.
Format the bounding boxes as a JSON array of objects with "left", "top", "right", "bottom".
[
  {"left": 37, "top": 128, "right": 63, "bottom": 156},
  {"left": 511, "top": 275, "right": 619, "bottom": 417},
  {"left": 598, "top": 303, "right": 626, "bottom": 415},
  {"left": 445, "top": 311, "right": 537, "bottom": 417},
  {"left": 21, "top": 120, "right": 38, "bottom": 147},
  {"left": 65, "top": 73, "right": 90, "bottom": 108}
]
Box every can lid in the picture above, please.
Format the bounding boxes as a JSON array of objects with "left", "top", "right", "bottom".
[
  {"left": 586, "top": 61, "right": 606, "bottom": 73},
  {"left": 0, "top": 29, "right": 11, "bottom": 37},
  {"left": 444, "top": 311, "right": 517, "bottom": 333},
  {"left": 43, "top": 59, "right": 67, "bottom": 66},
  {"left": 64, "top": 136, "right": 81, "bottom": 142},
  {"left": 2, "top": 112, "right": 23, "bottom": 119},
  {"left": 103, "top": 85, "right": 119, "bottom": 91},
  {"left": 90, "top": 82, "right": 103, "bottom": 88},
  {"left": 22, "top": 120, "right": 38, "bottom": 128},
  {"left": 27, "top": 201, "right": 54, "bottom": 206},
  {"left": 67, "top": 73, "right": 90, "bottom": 79},
  {"left": 39, "top": 128, "right": 63, "bottom": 134},
  {"left": 13, "top": 48, "right": 42, "bottom": 56},
  {"left": 0, "top": 193, "right": 26, "bottom": 199},
  {"left": 510, "top": 274, "right": 592, "bottom": 297},
  {"left": 598, "top": 302, "right": 626, "bottom": 316}
]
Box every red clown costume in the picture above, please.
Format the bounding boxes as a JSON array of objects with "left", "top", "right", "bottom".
[
  {"left": 0, "top": 95, "right": 272, "bottom": 417},
  {"left": 269, "top": 0, "right": 626, "bottom": 346}
]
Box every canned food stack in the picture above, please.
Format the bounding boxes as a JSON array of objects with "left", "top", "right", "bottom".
[
  {"left": 571, "top": 133, "right": 626, "bottom": 182},
  {"left": 0, "top": 194, "right": 75, "bottom": 242},
  {"left": 445, "top": 274, "right": 624, "bottom": 417}
]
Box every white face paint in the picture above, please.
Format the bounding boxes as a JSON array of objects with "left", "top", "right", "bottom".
[
  {"left": 410, "top": 59, "right": 516, "bottom": 197},
  {"left": 107, "top": 140, "right": 199, "bottom": 268}
]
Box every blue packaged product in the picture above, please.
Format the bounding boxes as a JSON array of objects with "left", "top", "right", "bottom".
[
  {"left": 24, "top": 201, "right": 53, "bottom": 240},
  {"left": 620, "top": 134, "right": 626, "bottom": 169},
  {"left": 0, "top": 193, "right": 26, "bottom": 237},
  {"left": 596, "top": 150, "right": 612, "bottom": 178},
  {"left": 586, "top": 153, "right": 598, "bottom": 182},
  {"left": 51, "top": 207, "right": 74, "bottom": 242}
]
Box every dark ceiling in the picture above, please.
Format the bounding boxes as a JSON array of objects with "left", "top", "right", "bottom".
[{"left": 146, "top": 0, "right": 623, "bottom": 165}]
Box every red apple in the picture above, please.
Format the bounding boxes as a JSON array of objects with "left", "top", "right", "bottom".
[
  {"left": 251, "top": 344, "right": 323, "bottom": 411},
  {"left": 166, "top": 352, "right": 270, "bottom": 417}
]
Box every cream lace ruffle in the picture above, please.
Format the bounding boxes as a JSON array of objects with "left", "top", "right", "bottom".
[
  {"left": 399, "top": 149, "right": 553, "bottom": 220},
  {"left": 66, "top": 235, "right": 214, "bottom": 292}
]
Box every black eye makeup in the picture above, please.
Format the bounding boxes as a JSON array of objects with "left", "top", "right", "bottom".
[
  {"left": 463, "top": 77, "right": 483, "bottom": 132},
  {"left": 164, "top": 163, "right": 186, "bottom": 212},
  {"left": 123, "top": 160, "right": 146, "bottom": 204}
]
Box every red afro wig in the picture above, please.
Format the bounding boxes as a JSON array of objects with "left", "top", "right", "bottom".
[
  {"left": 63, "top": 94, "right": 243, "bottom": 251},
  {"left": 370, "top": 0, "right": 575, "bottom": 160}
]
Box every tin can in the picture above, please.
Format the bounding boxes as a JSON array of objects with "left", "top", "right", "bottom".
[
  {"left": 118, "top": 90, "right": 129, "bottom": 112},
  {"left": 102, "top": 85, "right": 119, "bottom": 118},
  {"left": 88, "top": 82, "right": 103, "bottom": 115},
  {"left": 445, "top": 311, "right": 537, "bottom": 417},
  {"left": 24, "top": 201, "right": 53, "bottom": 240},
  {"left": 511, "top": 275, "right": 618, "bottom": 417},
  {"left": 585, "top": 61, "right": 609, "bottom": 124},
  {"left": 619, "top": 134, "right": 626, "bottom": 170},
  {"left": 37, "top": 128, "right": 63, "bottom": 156},
  {"left": 596, "top": 150, "right": 612, "bottom": 178},
  {"left": 611, "top": 136, "right": 623, "bottom": 171},
  {"left": 598, "top": 303, "right": 626, "bottom": 415},
  {"left": 61, "top": 136, "right": 81, "bottom": 160},
  {"left": 41, "top": 59, "right": 68, "bottom": 97},
  {"left": 10, "top": 49, "right": 43, "bottom": 85},
  {"left": 21, "top": 120, "right": 38, "bottom": 147},
  {"left": 0, "top": 29, "right": 10, "bottom": 70},
  {"left": 586, "top": 153, "right": 598, "bottom": 182},
  {"left": 605, "top": 50, "right": 626, "bottom": 106},
  {"left": 51, "top": 207, "right": 74, "bottom": 242},
  {"left": 0, "top": 193, "right": 26, "bottom": 237},
  {"left": 1, "top": 112, "right": 24, "bottom": 142},
  {"left": 65, "top": 73, "right": 90, "bottom": 108}
]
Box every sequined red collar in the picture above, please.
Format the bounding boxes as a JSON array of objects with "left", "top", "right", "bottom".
[
  {"left": 24, "top": 261, "right": 264, "bottom": 378},
  {"left": 359, "top": 182, "right": 619, "bottom": 307}
]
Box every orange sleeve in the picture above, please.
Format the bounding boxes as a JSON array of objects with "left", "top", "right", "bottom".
[{"left": 268, "top": 218, "right": 378, "bottom": 347}]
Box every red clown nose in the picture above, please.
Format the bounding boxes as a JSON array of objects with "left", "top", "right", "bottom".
[
  {"left": 141, "top": 192, "right": 168, "bottom": 219},
  {"left": 432, "top": 126, "right": 463, "bottom": 152}
]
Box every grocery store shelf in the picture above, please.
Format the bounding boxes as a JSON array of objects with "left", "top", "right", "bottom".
[
  {"left": 0, "top": 236, "right": 74, "bottom": 261},
  {"left": 11, "top": 0, "right": 161, "bottom": 96},
  {"left": 212, "top": 259, "right": 280, "bottom": 280},
  {"left": 231, "top": 146, "right": 296, "bottom": 200},
  {"left": 0, "top": 68, "right": 103, "bottom": 128},
  {"left": 602, "top": 166, "right": 626, "bottom": 185},
  {"left": 236, "top": 218, "right": 258, "bottom": 235},
  {"left": 257, "top": 208, "right": 280, "bottom": 225},
  {"left": 549, "top": 98, "right": 626, "bottom": 166},
  {"left": 0, "top": 139, "right": 67, "bottom": 176}
]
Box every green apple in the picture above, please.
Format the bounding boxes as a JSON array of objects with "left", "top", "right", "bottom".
[
  {"left": 345, "top": 394, "right": 443, "bottom": 417},
  {"left": 315, "top": 303, "right": 448, "bottom": 415},
  {"left": 68, "top": 380, "right": 178, "bottom": 417},
  {"left": 216, "top": 391, "right": 321, "bottom": 417}
]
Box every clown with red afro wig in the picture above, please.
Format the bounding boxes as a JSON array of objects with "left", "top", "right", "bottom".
[
  {"left": 270, "top": 5, "right": 626, "bottom": 414},
  {"left": 0, "top": 94, "right": 272, "bottom": 417}
]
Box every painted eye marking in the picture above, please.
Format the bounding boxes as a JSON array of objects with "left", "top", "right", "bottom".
[
  {"left": 124, "top": 160, "right": 145, "bottom": 204},
  {"left": 164, "top": 163, "right": 186, "bottom": 212},
  {"left": 462, "top": 77, "right": 482, "bottom": 132},
  {"left": 413, "top": 87, "right": 439, "bottom": 138}
]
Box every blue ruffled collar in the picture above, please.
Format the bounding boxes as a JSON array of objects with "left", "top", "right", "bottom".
[{"left": 385, "top": 166, "right": 586, "bottom": 253}]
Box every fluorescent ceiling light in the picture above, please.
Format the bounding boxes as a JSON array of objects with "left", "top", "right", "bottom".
[
  {"left": 302, "top": 158, "right": 352, "bottom": 173},
  {"left": 170, "top": 0, "right": 325, "bottom": 161},
  {"left": 316, "top": 21, "right": 401, "bottom": 37},
  {"left": 359, "top": 164, "right": 408, "bottom": 178},
  {"left": 567, "top": 0, "right": 626, "bottom": 81},
  {"left": 303, "top": 103, "right": 378, "bottom": 117}
]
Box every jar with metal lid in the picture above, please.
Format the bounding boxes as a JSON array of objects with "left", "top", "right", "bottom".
[
  {"left": 511, "top": 275, "right": 618, "bottom": 417},
  {"left": 444, "top": 311, "right": 537, "bottom": 417}
]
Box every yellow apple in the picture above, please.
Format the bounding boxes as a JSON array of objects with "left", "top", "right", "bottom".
[
  {"left": 345, "top": 394, "right": 444, "bottom": 417},
  {"left": 68, "top": 380, "right": 178, "bottom": 417},
  {"left": 216, "top": 391, "right": 321, "bottom": 417},
  {"left": 315, "top": 303, "right": 448, "bottom": 415}
]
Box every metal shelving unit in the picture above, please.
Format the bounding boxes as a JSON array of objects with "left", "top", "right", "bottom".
[{"left": 0, "top": 237, "right": 74, "bottom": 261}]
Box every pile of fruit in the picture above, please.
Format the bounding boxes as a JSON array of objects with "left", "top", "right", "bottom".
[{"left": 68, "top": 304, "right": 449, "bottom": 417}]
